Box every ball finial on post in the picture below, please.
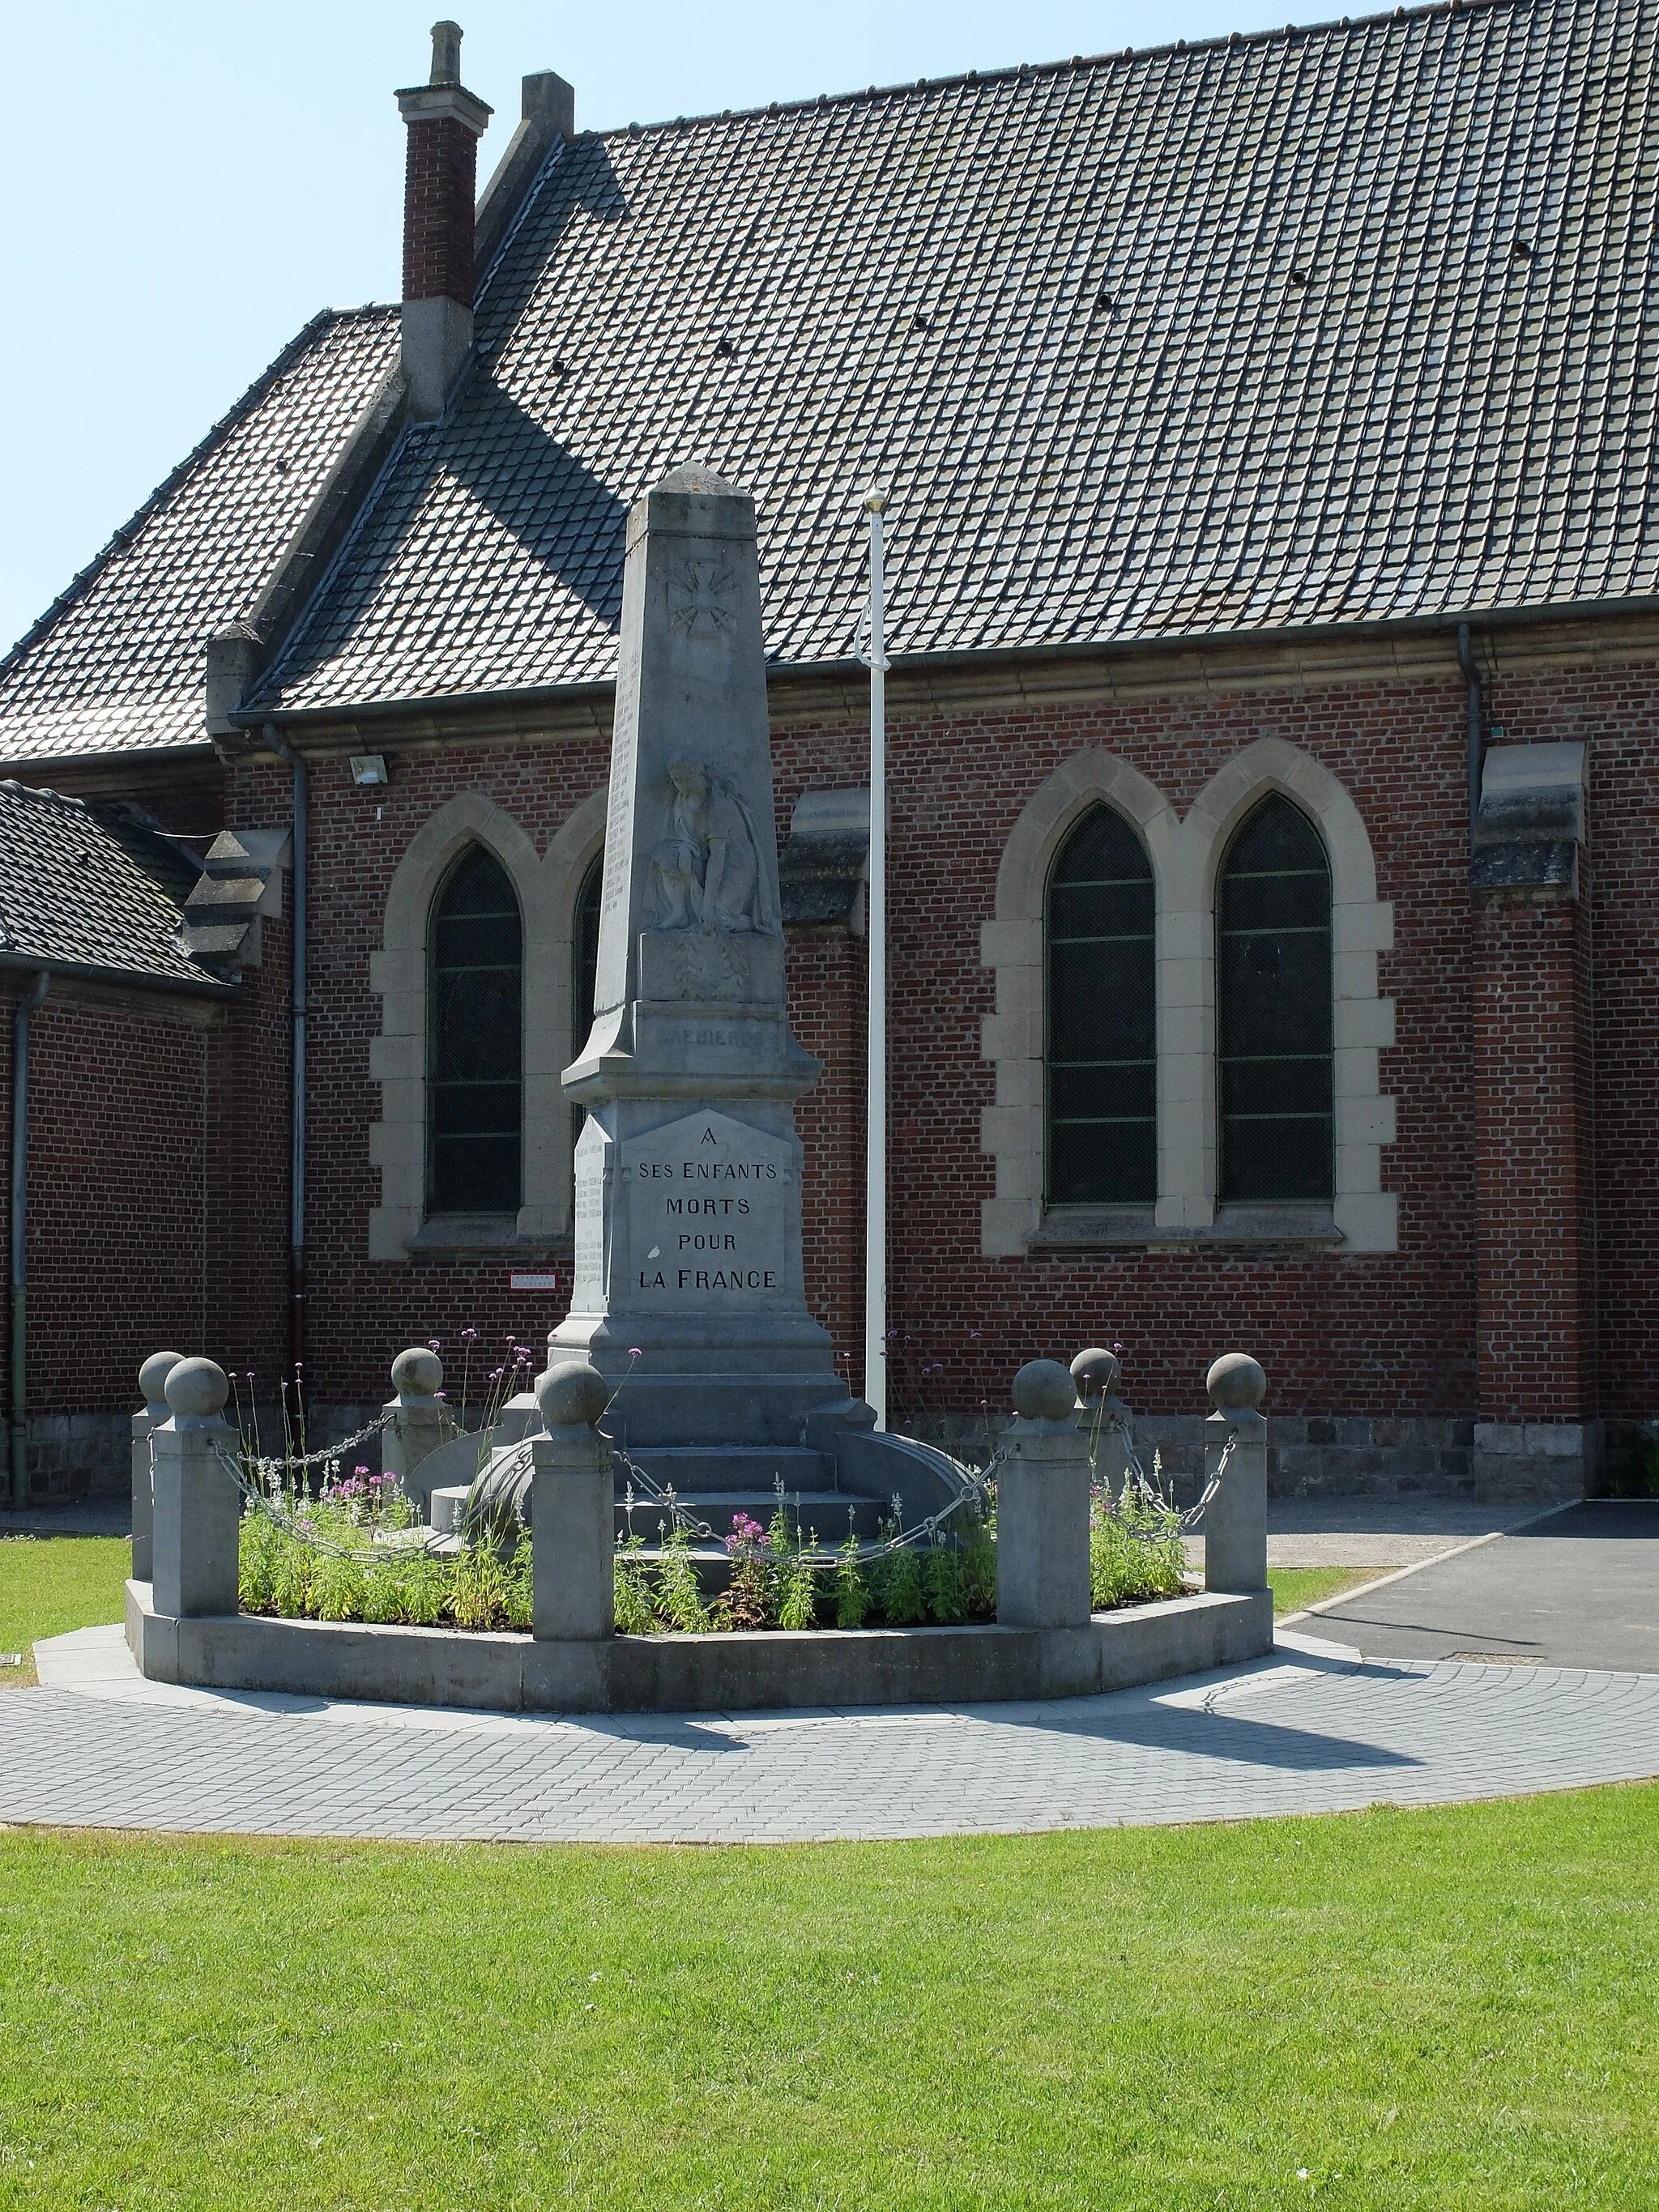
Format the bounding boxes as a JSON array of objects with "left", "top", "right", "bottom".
[
  {"left": 391, "top": 1346, "right": 443, "bottom": 1399},
  {"left": 1070, "top": 1347, "right": 1122, "bottom": 1404},
  {"left": 162, "top": 1357, "right": 229, "bottom": 1423},
  {"left": 1205, "top": 1353, "right": 1266, "bottom": 1415},
  {"left": 139, "top": 1351, "right": 186, "bottom": 1411},
  {"left": 1011, "top": 1357, "right": 1078, "bottom": 1424},
  {"left": 536, "top": 1359, "right": 608, "bottom": 1430}
]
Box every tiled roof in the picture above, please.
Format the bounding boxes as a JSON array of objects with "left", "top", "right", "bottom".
[
  {"left": 0, "top": 308, "right": 401, "bottom": 765},
  {"left": 261, "top": 0, "right": 1659, "bottom": 717},
  {"left": 0, "top": 781, "right": 228, "bottom": 991}
]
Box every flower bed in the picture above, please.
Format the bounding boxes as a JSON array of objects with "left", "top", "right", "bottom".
[{"left": 236, "top": 1466, "right": 1189, "bottom": 1634}]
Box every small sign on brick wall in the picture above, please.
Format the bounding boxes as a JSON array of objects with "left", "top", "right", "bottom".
[{"left": 510, "top": 1272, "right": 560, "bottom": 1292}]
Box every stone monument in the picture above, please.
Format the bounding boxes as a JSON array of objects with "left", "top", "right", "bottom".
[
  {"left": 552, "top": 466, "right": 838, "bottom": 1421},
  {"left": 456, "top": 466, "right": 953, "bottom": 1542}
]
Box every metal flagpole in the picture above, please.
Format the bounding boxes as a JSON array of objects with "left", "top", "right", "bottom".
[{"left": 861, "top": 490, "right": 888, "bottom": 1429}]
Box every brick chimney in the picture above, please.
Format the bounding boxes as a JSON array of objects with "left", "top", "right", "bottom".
[{"left": 396, "top": 21, "right": 492, "bottom": 420}]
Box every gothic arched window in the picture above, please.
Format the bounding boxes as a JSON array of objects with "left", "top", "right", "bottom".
[
  {"left": 1218, "top": 795, "right": 1333, "bottom": 1203},
  {"left": 1045, "top": 805, "right": 1157, "bottom": 1204},
  {"left": 427, "top": 846, "right": 523, "bottom": 1214},
  {"left": 574, "top": 853, "right": 602, "bottom": 1059}
]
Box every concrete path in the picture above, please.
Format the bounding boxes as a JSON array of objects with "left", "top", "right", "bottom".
[
  {"left": 2, "top": 1621, "right": 1654, "bottom": 1843},
  {"left": 1308, "top": 1500, "right": 1659, "bottom": 1669}
]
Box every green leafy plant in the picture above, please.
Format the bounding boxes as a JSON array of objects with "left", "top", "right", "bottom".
[
  {"left": 777, "top": 1536, "right": 821, "bottom": 1630},
  {"left": 834, "top": 1529, "right": 872, "bottom": 1628},
  {"left": 923, "top": 1540, "right": 969, "bottom": 1626},
  {"left": 311, "top": 1552, "right": 367, "bottom": 1623},
  {"left": 655, "top": 1518, "right": 710, "bottom": 1634},
  {"left": 612, "top": 1536, "right": 659, "bottom": 1636},
  {"left": 872, "top": 1537, "right": 927, "bottom": 1626},
  {"left": 1089, "top": 1471, "right": 1187, "bottom": 1610},
  {"left": 959, "top": 1517, "right": 997, "bottom": 1618}
]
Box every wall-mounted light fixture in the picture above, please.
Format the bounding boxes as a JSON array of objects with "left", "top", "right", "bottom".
[{"left": 349, "top": 754, "right": 390, "bottom": 787}]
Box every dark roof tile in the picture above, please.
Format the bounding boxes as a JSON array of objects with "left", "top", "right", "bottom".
[
  {"left": 0, "top": 781, "right": 226, "bottom": 990},
  {"left": 0, "top": 309, "right": 400, "bottom": 764},
  {"left": 264, "top": 0, "right": 1659, "bottom": 715}
]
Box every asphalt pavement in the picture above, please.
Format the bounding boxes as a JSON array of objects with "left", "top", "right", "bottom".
[{"left": 1307, "top": 1500, "right": 1659, "bottom": 1671}]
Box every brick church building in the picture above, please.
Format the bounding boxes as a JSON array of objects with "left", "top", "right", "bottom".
[{"left": 2, "top": 0, "right": 1654, "bottom": 1504}]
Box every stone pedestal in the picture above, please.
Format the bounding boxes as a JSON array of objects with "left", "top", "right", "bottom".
[
  {"left": 1201, "top": 1356, "right": 1269, "bottom": 1596},
  {"left": 531, "top": 1363, "right": 614, "bottom": 1642},
  {"left": 130, "top": 1351, "right": 182, "bottom": 1583},
  {"left": 997, "top": 1360, "right": 1093, "bottom": 1629},
  {"left": 150, "top": 1359, "right": 239, "bottom": 1620}
]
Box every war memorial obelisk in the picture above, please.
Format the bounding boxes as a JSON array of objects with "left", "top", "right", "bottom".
[{"left": 552, "top": 467, "right": 842, "bottom": 1421}]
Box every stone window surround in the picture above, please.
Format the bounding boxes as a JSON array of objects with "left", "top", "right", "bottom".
[
  {"left": 980, "top": 737, "right": 1397, "bottom": 1255},
  {"left": 369, "top": 784, "right": 608, "bottom": 1259}
]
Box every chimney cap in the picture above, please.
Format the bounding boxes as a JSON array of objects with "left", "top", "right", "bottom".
[{"left": 430, "top": 20, "right": 463, "bottom": 85}]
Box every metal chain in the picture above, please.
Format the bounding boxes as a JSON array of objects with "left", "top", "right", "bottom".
[
  {"left": 208, "top": 1441, "right": 450, "bottom": 1566},
  {"left": 1087, "top": 1410, "right": 1235, "bottom": 1540},
  {"left": 232, "top": 1408, "right": 406, "bottom": 1476}
]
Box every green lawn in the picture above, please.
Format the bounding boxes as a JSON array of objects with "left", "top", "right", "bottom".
[
  {"left": 0, "top": 1534, "right": 128, "bottom": 1688},
  {"left": 1269, "top": 1565, "right": 1393, "bottom": 1619},
  {"left": 0, "top": 1789, "right": 1653, "bottom": 2209}
]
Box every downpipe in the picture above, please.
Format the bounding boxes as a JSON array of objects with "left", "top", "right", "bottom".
[{"left": 9, "top": 970, "right": 50, "bottom": 1507}]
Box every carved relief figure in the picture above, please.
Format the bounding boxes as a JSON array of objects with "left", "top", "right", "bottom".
[{"left": 647, "top": 759, "right": 778, "bottom": 935}]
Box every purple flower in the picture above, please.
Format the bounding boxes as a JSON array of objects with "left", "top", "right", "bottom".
[
  {"left": 462, "top": 1327, "right": 478, "bottom": 1340},
  {"left": 428, "top": 1339, "right": 441, "bottom": 1353},
  {"left": 628, "top": 1346, "right": 643, "bottom": 1358},
  {"left": 724, "top": 1511, "right": 768, "bottom": 1556}
]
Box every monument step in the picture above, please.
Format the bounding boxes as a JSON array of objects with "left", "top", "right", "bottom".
[
  {"left": 613, "top": 1444, "right": 834, "bottom": 1490},
  {"left": 616, "top": 1488, "right": 882, "bottom": 1544},
  {"left": 598, "top": 1374, "right": 862, "bottom": 1448}
]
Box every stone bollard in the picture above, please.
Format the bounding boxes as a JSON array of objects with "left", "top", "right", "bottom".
[
  {"left": 1202, "top": 1354, "right": 1269, "bottom": 1595},
  {"left": 1072, "top": 1346, "right": 1131, "bottom": 1501},
  {"left": 150, "top": 1358, "right": 239, "bottom": 1620},
  {"left": 531, "top": 1360, "right": 614, "bottom": 1643},
  {"left": 997, "top": 1359, "right": 1094, "bottom": 1629},
  {"left": 130, "top": 1350, "right": 183, "bottom": 1583},
  {"left": 382, "top": 1348, "right": 451, "bottom": 1515}
]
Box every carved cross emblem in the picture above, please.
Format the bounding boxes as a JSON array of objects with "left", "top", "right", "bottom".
[{"left": 667, "top": 558, "right": 737, "bottom": 638}]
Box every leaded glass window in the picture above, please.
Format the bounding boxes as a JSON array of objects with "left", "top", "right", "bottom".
[
  {"left": 574, "top": 854, "right": 602, "bottom": 1056},
  {"left": 1045, "top": 806, "right": 1157, "bottom": 1204},
  {"left": 427, "top": 847, "right": 522, "bottom": 1214},
  {"left": 1218, "top": 796, "right": 1333, "bottom": 1203}
]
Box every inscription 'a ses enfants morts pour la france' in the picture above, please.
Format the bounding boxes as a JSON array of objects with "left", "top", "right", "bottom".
[{"left": 633, "top": 1121, "right": 784, "bottom": 1294}]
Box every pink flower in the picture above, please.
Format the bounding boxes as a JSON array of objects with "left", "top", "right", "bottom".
[
  {"left": 628, "top": 1346, "right": 643, "bottom": 1358},
  {"left": 724, "top": 1511, "right": 768, "bottom": 1555}
]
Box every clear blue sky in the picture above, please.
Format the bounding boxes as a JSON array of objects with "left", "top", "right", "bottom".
[{"left": 3, "top": 0, "right": 1309, "bottom": 658}]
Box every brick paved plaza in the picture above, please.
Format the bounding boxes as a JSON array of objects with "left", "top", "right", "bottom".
[{"left": 4, "top": 1623, "right": 1655, "bottom": 1844}]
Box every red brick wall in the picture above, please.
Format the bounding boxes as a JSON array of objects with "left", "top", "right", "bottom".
[
  {"left": 0, "top": 985, "right": 208, "bottom": 1424},
  {"left": 1473, "top": 890, "right": 1596, "bottom": 1420},
  {"left": 403, "top": 117, "right": 478, "bottom": 306},
  {"left": 213, "top": 648, "right": 1659, "bottom": 1442}
]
